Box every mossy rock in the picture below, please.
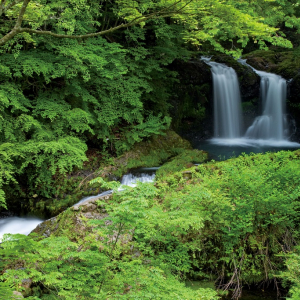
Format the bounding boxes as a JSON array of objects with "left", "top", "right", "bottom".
[
  {"left": 243, "top": 49, "right": 299, "bottom": 79},
  {"left": 83, "top": 130, "right": 193, "bottom": 180},
  {"left": 156, "top": 149, "right": 208, "bottom": 179},
  {"left": 32, "top": 194, "right": 110, "bottom": 242}
]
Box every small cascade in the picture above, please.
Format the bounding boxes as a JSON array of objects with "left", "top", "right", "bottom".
[
  {"left": 0, "top": 217, "right": 43, "bottom": 241},
  {"left": 0, "top": 172, "right": 156, "bottom": 240},
  {"left": 120, "top": 173, "right": 155, "bottom": 188},
  {"left": 239, "top": 59, "right": 289, "bottom": 140},
  {"left": 75, "top": 190, "right": 113, "bottom": 206},
  {"left": 202, "top": 57, "right": 243, "bottom": 138},
  {"left": 74, "top": 171, "right": 156, "bottom": 205}
]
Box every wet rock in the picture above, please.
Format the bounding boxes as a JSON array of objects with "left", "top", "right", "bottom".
[
  {"left": 12, "top": 291, "right": 23, "bottom": 299},
  {"left": 31, "top": 193, "right": 111, "bottom": 241}
]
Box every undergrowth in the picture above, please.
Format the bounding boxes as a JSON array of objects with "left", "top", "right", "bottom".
[{"left": 1, "top": 150, "right": 300, "bottom": 299}]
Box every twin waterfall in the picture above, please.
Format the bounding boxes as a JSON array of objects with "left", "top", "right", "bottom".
[{"left": 202, "top": 57, "right": 289, "bottom": 142}]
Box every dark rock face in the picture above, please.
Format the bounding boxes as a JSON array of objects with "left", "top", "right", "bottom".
[
  {"left": 290, "top": 75, "right": 300, "bottom": 103},
  {"left": 244, "top": 50, "right": 299, "bottom": 79},
  {"left": 168, "top": 59, "right": 212, "bottom": 130},
  {"left": 289, "top": 74, "right": 300, "bottom": 121}
]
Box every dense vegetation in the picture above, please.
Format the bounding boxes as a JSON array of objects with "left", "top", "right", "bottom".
[
  {"left": 1, "top": 151, "right": 300, "bottom": 299},
  {"left": 1, "top": 0, "right": 300, "bottom": 299}
]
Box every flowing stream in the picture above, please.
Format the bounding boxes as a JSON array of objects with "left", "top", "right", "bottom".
[
  {"left": 75, "top": 171, "right": 155, "bottom": 206},
  {"left": 0, "top": 171, "right": 156, "bottom": 241}
]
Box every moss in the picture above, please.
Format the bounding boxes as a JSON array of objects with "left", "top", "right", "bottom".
[
  {"left": 156, "top": 149, "right": 208, "bottom": 179},
  {"left": 243, "top": 49, "right": 299, "bottom": 79},
  {"left": 86, "top": 130, "right": 193, "bottom": 179},
  {"left": 32, "top": 203, "right": 106, "bottom": 242},
  {"left": 241, "top": 101, "right": 256, "bottom": 112}
]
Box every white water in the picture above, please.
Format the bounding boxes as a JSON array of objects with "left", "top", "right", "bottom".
[
  {"left": 0, "top": 217, "right": 43, "bottom": 242},
  {"left": 202, "top": 57, "right": 243, "bottom": 138},
  {"left": 210, "top": 137, "right": 300, "bottom": 147},
  {"left": 0, "top": 172, "right": 156, "bottom": 240},
  {"left": 201, "top": 58, "right": 299, "bottom": 148},
  {"left": 120, "top": 173, "right": 155, "bottom": 188},
  {"left": 74, "top": 172, "right": 156, "bottom": 206}
]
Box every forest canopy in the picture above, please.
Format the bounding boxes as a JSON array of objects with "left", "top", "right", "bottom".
[{"left": 0, "top": 0, "right": 296, "bottom": 52}]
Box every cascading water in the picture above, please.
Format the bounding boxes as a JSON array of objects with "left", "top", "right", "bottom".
[
  {"left": 119, "top": 173, "right": 155, "bottom": 188},
  {"left": 239, "top": 59, "right": 288, "bottom": 140},
  {"left": 195, "top": 57, "right": 299, "bottom": 158},
  {"left": 202, "top": 57, "right": 243, "bottom": 138},
  {"left": 0, "top": 171, "right": 156, "bottom": 241},
  {"left": 75, "top": 172, "right": 156, "bottom": 206},
  {"left": 0, "top": 217, "right": 43, "bottom": 242}
]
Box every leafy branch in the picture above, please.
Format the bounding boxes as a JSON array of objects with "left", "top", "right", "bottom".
[
  {"left": 0, "top": 0, "right": 23, "bottom": 17},
  {"left": 0, "top": 0, "right": 193, "bottom": 46}
]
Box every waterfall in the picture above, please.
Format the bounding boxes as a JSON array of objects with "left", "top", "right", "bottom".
[
  {"left": 239, "top": 59, "right": 288, "bottom": 140},
  {"left": 202, "top": 57, "right": 243, "bottom": 138}
]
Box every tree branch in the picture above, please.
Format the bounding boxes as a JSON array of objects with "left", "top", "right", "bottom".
[
  {"left": 0, "top": 0, "right": 30, "bottom": 45},
  {"left": 0, "top": 0, "right": 192, "bottom": 46},
  {"left": 0, "top": 0, "right": 7, "bottom": 16},
  {"left": 15, "top": 0, "right": 30, "bottom": 28}
]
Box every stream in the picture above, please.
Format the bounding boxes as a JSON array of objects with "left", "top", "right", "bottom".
[{"left": 0, "top": 170, "right": 156, "bottom": 241}]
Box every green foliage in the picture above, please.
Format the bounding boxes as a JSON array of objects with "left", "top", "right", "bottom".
[
  {"left": 156, "top": 149, "right": 208, "bottom": 179},
  {"left": 281, "top": 247, "right": 300, "bottom": 300},
  {"left": 0, "top": 221, "right": 218, "bottom": 299},
  {"left": 114, "top": 114, "right": 171, "bottom": 154},
  {"left": 280, "top": 247, "right": 300, "bottom": 300},
  {"left": 2, "top": 150, "right": 300, "bottom": 298},
  {"left": 0, "top": 17, "right": 184, "bottom": 208},
  {"left": 0, "top": 0, "right": 299, "bottom": 210},
  {"left": 92, "top": 150, "right": 300, "bottom": 296}
]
